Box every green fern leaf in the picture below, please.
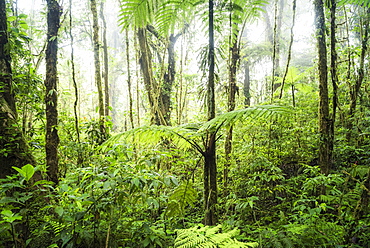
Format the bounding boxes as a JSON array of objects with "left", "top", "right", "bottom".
[
  {"left": 166, "top": 181, "right": 197, "bottom": 217},
  {"left": 155, "top": 0, "right": 196, "bottom": 36},
  {"left": 174, "top": 225, "right": 257, "bottom": 248},
  {"left": 118, "top": 0, "right": 160, "bottom": 30},
  {"left": 199, "top": 105, "right": 291, "bottom": 132}
]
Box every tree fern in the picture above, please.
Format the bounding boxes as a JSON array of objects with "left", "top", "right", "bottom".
[
  {"left": 101, "top": 105, "right": 290, "bottom": 152},
  {"left": 174, "top": 224, "right": 258, "bottom": 248}
]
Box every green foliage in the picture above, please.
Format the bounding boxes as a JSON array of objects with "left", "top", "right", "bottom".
[
  {"left": 257, "top": 221, "right": 345, "bottom": 248},
  {"left": 0, "top": 166, "right": 54, "bottom": 247},
  {"left": 3, "top": 1, "right": 370, "bottom": 247},
  {"left": 166, "top": 181, "right": 197, "bottom": 217},
  {"left": 155, "top": 0, "right": 197, "bottom": 36},
  {"left": 338, "top": 0, "right": 370, "bottom": 7},
  {"left": 174, "top": 224, "right": 258, "bottom": 248},
  {"left": 12, "top": 164, "right": 35, "bottom": 182},
  {"left": 200, "top": 105, "right": 291, "bottom": 131},
  {"left": 118, "top": 0, "right": 159, "bottom": 30},
  {"left": 103, "top": 105, "right": 291, "bottom": 155}
]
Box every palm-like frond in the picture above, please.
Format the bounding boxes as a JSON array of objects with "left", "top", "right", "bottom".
[
  {"left": 237, "top": 0, "right": 268, "bottom": 22},
  {"left": 101, "top": 105, "right": 291, "bottom": 153},
  {"left": 199, "top": 105, "right": 291, "bottom": 132},
  {"left": 101, "top": 123, "right": 202, "bottom": 152},
  {"left": 155, "top": 0, "right": 197, "bottom": 36},
  {"left": 338, "top": 0, "right": 370, "bottom": 7},
  {"left": 118, "top": 0, "right": 160, "bottom": 30},
  {"left": 118, "top": 0, "right": 199, "bottom": 35},
  {"left": 227, "top": 0, "right": 268, "bottom": 43}
]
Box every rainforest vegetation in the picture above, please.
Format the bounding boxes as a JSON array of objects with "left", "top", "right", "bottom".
[{"left": 1, "top": 0, "right": 370, "bottom": 247}]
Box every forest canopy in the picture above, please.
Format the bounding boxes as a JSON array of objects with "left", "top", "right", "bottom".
[{"left": 0, "top": 0, "right": 370, "bottom": 247}]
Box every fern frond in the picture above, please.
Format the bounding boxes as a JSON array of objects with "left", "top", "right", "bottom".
[
  {"left": 174, "top": 225, "right": 257, "bottom": 248},
  {"left": 199, "top": 105, "right": 291, "bottom": 132},
  {"left": 118, "top": 0, "right": 160, "bottom": 30},
  {"left": 101, "top": 124, "right": 202, "bottom": 153},
  {"left": 49, "top": 220, "right": 71, "bottom": 236},
  {"left": 338, "top": 0, "right": 370, "bottom": 7},
  {"left": 101, "top": 106, "right": 291, "bottom": 155},
  {"left": 155, "top": 0, "right": 196, "bottom": 36},
  {"left": 166, "top": 181, "right": 197, "bottom": 217}
]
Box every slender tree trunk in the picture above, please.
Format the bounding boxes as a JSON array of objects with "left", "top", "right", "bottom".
[
  {"left": 204, "top": 0, "right": 217, "bottom": 226},
  {"left": 347, "top": 8, "right": 369, "bottom": 142},
  {"left": 69, "top": 0, "right": 81, "bottom": 145},
  {"left": 279, "top": 0, "right": 296, "bottom": 99},
  {"left": 69, "top": 0, "right": 82, "bottom": 165},
  {"left": 126, "top": 29, "right": 134, "bottom": 129},
  {"left": 243, "top": 61, "right": 251, "bottom": 107},
  {"left": 271, "top": 0, "right": 284, "bottom": 99},
  {"left": 314, "top": 0, "right": 331, "bottom": 175},
  {"left": 0, "top": 0, "right": 34, "bottom": 178},
  {"left": 100, "top": 2, "right": 110, "bottom": 117},
  {"left": 329, "top": 0, "right": 338, "bottom": 163},
  {"left": 224, "top": 18, "right": 240, "bottom": 195},
  {"left": 90, "top": 0, "right": 106, "bottom": 142},
  {"left": 134, "top": 32, "right": 141, "bottom": 127},
  {"left": 176, "top": 35, "right": 185, "bottom": 125},
  {"left": 45, "top": 0, "right": 61, "bottom": 184}
]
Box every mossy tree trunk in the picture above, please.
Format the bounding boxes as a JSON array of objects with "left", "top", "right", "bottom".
[
  {"left": 0, "top": 0, "right": 34, "bottom": 178},
  {"left": 329, "top": 0, "right": 338, "bottom": 167},
  {"left": 314, "top": 0, "right": 331, "bottom": 175},
  {"left": 224, "top": 19, "right": 240, "bottom": 195},
  {"left": 90, "top": 0, "right": 107, "bottom": 141},
  {"left": 138, "top": 25, "right": 181, "bottom": 126},
  {"left": 100, "top": 2, "right": 110, "bottom": 118},
  {"left": 161, "top": 33, "right": 180, "bottom": 126},
  {"left": 45, "top": 0, "right": 61, "bottom": 184},
  {"left": 126, "top": 29, "right": 135, "bottom": 129},
  {"left": 137, "top": 27, "right": 162, "bottom": 125},
  {"left": 346, "top": 8, "right": 369, "bottom": 143}
]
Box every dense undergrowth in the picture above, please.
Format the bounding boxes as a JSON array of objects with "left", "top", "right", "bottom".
[{"left": 1, "top": 102, "right": 370, "bottom": 248}]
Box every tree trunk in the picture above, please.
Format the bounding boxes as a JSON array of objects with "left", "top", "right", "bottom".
[
  {"left": 0, "top": 0, "right": 34, "bottom": 178},
  {"left": 314, "top": 0, "right": 331, "bottom": 175},
  {"left": 243, "top": 62, "right": 251, "bottom": 107},
  {"left": 100, "top": 2, "right": 110, "bottom": 118},
  {"left": 45, "top": 0, "right": 61, "bottom": 184},
  {"left": 126, "top": 29, "right": 135, "bottom": 129},
  {"left": 161, "top": 34, "right": 180, "bottom": 126},
  {"left": 346, "top": 8, "right": 369, "bottom": 143},
  {"left": 204, "top": 0, "right": 217, "bottom": 226},
  {"left": 90, "top": 0, "right": 106, "bottom": 142},
  {"left": 279, "top": 0, "right": 296, "bottom": 100},
  {"left": 329, "top": 0, "right": 338, "bottom": 164},
  {"left": 142, "top": 25, "right": 181, "bottom": 126},
  {"left": 134, "top": 32, "right": 141, "bottom": 126},
  {"left": 69, "top": 0, "right": 82, "bottom": 165},
  {"left": 224, "top": 26, "right": 240, "bottom": 195},
  {"left": 137, "top": 28, "right": 162, "bottom": 125},
  {"left": 271, "top": 0, "right": 284, "bottom": 98}
]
